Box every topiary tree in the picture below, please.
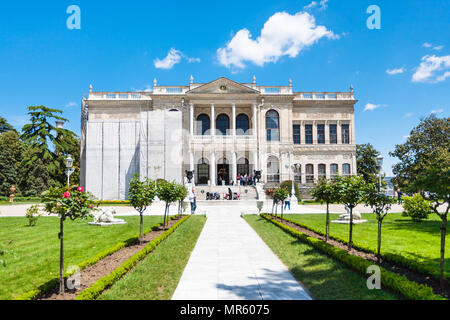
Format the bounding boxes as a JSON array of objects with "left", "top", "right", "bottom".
[
  {"left": 41, "top": 185, "right": 96, "bottom": 294},
  {"left": 365, "top": 187, "right": 396, "bottom": 262},
  {"left": 175, "top": 184, "right": 188, "bottom": 217},
  {"left": 311, "top": 178, "right": 339, "bottom": 242},
  {"left": 273, "top": 187, "right": 289, "bottom": 219},
  {"left": 333, "top": 175, "right": 368, "bottom": 250},
  {"left": 157, "top": 181, "right": 179, "bottom": 229},
  {"left": 129, "top": 174, "right": 157, "bottom": 243}
]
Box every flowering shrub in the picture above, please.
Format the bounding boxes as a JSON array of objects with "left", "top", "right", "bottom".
[{"left": 41, "top": 185, "right": 96, "bottom": 294}]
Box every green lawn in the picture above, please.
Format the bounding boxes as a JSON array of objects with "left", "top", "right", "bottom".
[
  {"left": 244, "top": 215, "right": 398, "bottom": 300},
  {"left": 286, "top": 213, "right": 449, "bottom": 278},
  {"left": 100, "top": 215, "right": 206, "bottom": 300},
  {"left": 0, "top": 215, "right": 164, "bottom": 300}
]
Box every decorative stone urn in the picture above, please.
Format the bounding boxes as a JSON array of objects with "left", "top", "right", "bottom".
[{"left": 9, "top": 185, "right": 16, "bottom": 203}]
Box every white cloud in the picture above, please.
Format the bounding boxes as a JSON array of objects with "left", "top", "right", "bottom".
[
  {"left": 431, "top": 109, "right": 444, "bottom": 114},
  {"left": 423, "top": 42, "right": 432, "bottom": 48},
  {"left": 364, "top": 103, "right": 382, "bottom": 112},
  {"left": 412, "top": 55, "right": 450, "bottom": 83},
  {"left": 65, "top": 101, "right": 77, "bottom": 108},
  {"left": 403, "top": 112, "right": 414, "bottom": 119},
  {"left": 303, "top": 1, "right": 318, "bottom": 10},
  {"left": 319, "top": 0, "right": 329, "bottom": 10},
  {"left": 154, "top": 48, "right": 200, "bottom": 69},
  {"left": 154, "top": 48, "right": 182, "bottom": 69},
  {"left": 386, "top": 67, "right": 406, "bottom": 75},
  {"left": 434, "top": 45, "right": 444, "bottom": 51},
  {"left": 217, "top": 11, "right": 337, "bottom": 69}
]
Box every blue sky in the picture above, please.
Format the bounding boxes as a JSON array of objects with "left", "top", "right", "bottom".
[{"left": 0, "top": 0, "right": 449, "bottom": 175}]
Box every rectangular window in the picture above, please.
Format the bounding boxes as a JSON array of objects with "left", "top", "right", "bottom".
[
  {"left": 342, "top": 124, "right": 350, "bottom": 144},
  {"left": 317, "top": 124, "right": 325, "bottom": 144},
  {"left": 330, "top": 124, "right": 337, "bottom": 144},
  {"left": 293, "top": 125, "right": 301, "bottom": 144},
  {"left": 305, "top": 125, "right": 313, "bottom": 144}
]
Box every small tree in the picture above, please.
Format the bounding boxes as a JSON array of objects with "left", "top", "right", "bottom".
[
  {"left": 157, "top": 181, "right": 179, "bottom": 229},
  {"left": 42, "top": 186, "right": 96, "bottom": 294},
  {"left": 273, "top": 187, "right": 289, "bottom": 219},
  {"left": 129, "top": 174, "right": 156, "bottom": 243},
  {"left": 365, "top": 187, "right": 396, "bottom": 262},
  {"left": 175, "top": 184, "right": 188, "bottom": 217},
  {"left": 311, "top": 179, "right": 339, "bottom": 242},
  {"left": 333, "top": 175, "right": 368, "bottom": 250}
]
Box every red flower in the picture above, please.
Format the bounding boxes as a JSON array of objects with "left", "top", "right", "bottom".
[
  {"left": 63, "top": 192, "right": 71, "bottom": 199},
  {"left": 90, "top": 205, "right": 94, "bottom": 209},
  {"left": 77, "top": 187, "right": 84, "bottom": 192}
]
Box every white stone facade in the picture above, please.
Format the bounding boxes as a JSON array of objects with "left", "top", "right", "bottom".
[{"left": 80, "top": 77, "right": 358, "bottom": 200}]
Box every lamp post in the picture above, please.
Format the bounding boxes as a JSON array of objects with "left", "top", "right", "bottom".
[
  {"left": 65, "top": 155, "right": 75, "bottom": 187},
  {"left": 376, "top": 155, "right": 384, "bottom": 193}
]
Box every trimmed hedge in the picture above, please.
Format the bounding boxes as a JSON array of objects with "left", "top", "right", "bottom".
[
  {"left": 277, "top": 214, "right": 450, "bottom": 284},
  {"left": 14, "top": 215, "right": 181, "bottom": 300},
  {"left": 261, "top": 214, "right": 446, "bottom": 300},
  {"left": 76, "top": 215, "right": 190, "bottom": 300}
]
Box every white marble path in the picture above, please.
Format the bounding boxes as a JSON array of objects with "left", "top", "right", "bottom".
[{"left": 171, "top": 205, "right": 312, "bottom": 300}]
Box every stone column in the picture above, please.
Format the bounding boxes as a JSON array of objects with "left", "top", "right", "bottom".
[
  {"left": 337, "top": 121, "right": 342, "bottom": 144},
  {"left": 210, "top": 152, "right": 216, "bottom": 186},
  {"left": 253, "top": 103, "right": 258, "bottom": 137},
  {"left": 189, "top": 151, "right": 194, "bottom": 171},
  {"left": 190, "top": 103, "right": 194, "bottom": 136},
  {"left": 312, "top": 121, "right": 318, "bottom": 145},
  {"left": 232, "top": 103, "right": 236, "bottom": 137},
  {"left": 232, "top": 152, "right": 237, "bottom": 184},
  {"left": 325, "top": 121, "right": 330, "bottom": 144},
  {"left": 211, "top": 103, "right": 215, "bottom": 137},
  {"left": 253, "top": 150, "right": 259, "bottom": 172}
]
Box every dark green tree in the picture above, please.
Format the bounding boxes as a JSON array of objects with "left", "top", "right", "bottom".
[
  {"left": 0, "top": 131, "right": 23, "bottom": 196},
  {"left": 333, "top": 175, "right": 369, "bottom": 250},
  {"left": 311, "top": 178, "right": 339, "bottom": 242},
  {"left": 18, "top": 145, "right": 51, "bottom": 196},
  {"left": 390, "top": 115, "right": 449, "bottom": 190},
  {"left": 357, "top": 143, "right": 381, "bottom": 185},
  {"left": 128, "top": 174, "right": 156, "bottom": 243},
  {"left": 0, "top": 116, "right": 15, "bottom": 134}
]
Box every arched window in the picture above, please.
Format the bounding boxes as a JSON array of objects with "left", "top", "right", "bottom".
[
  {"left": 331, "top": 164, "right": 339, "bottom": 180},
  {"left": 266, "top": 110, "right": 280, "bottom": 141},
  {"left": 294, "top": 165, "right": 302, "bottom": 184},
  {"left": 343, "top": 164, "right": 351, "bottom": 176},
  {"left": 306, "top": 164, "right": 314, "bottom": 184},
  {"left": 318, "top": 164, "right": 326, "bottom": 180},
  {"left": 216, "top": 114, "right": 230, "bottom": 136},
  {"left": 267, "top": 156, "right": 280, "bottom": 182},
  {"left": 197, "top": 114, "right": 210, "bottom": 136},
  {"left": 236, "top": 114, "right": 250, "bottom": 135}
]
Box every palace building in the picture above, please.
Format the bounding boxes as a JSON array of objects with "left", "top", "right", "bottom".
[{"left": 80, "top": 77, "right": 358, "bottom": 200}]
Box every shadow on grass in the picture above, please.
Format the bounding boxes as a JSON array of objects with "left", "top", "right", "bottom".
[{"left": 387, "top": 219, "right": 445, "bottom": 235}]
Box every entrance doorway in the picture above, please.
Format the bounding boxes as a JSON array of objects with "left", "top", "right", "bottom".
[
  {"left": 217, "top": 164, "right": 230, "bottom": 185},
  {"left": 197, "top": 158, "right": 209, "bottom": 185}
]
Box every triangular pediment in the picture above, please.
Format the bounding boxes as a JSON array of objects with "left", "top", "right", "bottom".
[{"left": 187, "top": 77, "right": 260, "bottom": 94}]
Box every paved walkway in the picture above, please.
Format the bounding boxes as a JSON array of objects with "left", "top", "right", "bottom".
[{"left": 172, "top": 206, "right": 312, "bottom": 300}]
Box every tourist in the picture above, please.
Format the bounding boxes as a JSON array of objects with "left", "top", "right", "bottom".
[
  {"left": 244, "top": 174, "right": 248, "bottom": 186},
  {"left": 397, "top": 190, "right": 403, "bottom": 205},
  {"left": 228, "top": 187, "right": 233, "bottom": 201},
  {"left": 237, "top": 173, "right": 241, "bottom": 186},
  {"left": 189, "top": 187, "right": 197, "bottom": 214},
  {"left": 284, "top": 194, "right": 291, "bottom": 211}
]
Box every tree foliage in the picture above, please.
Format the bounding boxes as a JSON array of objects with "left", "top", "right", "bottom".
[
  {"left": 357, "top": 143, "right": 381, "bottom": 185},
  {"left": 311, "top": 178, "right": 340, "bottom": 242},
  {"left": 0, "top": 131, "right": 23, "bottom": 196},
  {"left": 0, "top": 116, "right": 15, "bottom": 134}
]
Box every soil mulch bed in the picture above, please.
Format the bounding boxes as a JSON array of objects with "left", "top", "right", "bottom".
[
  {"left": 38, "top": 217, "right": 182, "bottom": 300},
  {"left": 270, "top": 215, "right": 449, "bottom": 299}
]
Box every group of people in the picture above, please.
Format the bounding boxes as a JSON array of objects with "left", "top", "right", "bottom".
[{"left": 235, "top": 173, "right": 256, "bottom": 186}]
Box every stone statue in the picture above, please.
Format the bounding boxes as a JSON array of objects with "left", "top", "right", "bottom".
[
  {"left": 332, "top": 205, "right": 367, "bottom": 224},
  {"left": 90, "top": 208, "right": 126, "bottom": 226}
]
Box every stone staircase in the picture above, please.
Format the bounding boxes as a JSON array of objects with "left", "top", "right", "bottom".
[{"left": 193, "top": 185, "right": 258, "bottom": 201}]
